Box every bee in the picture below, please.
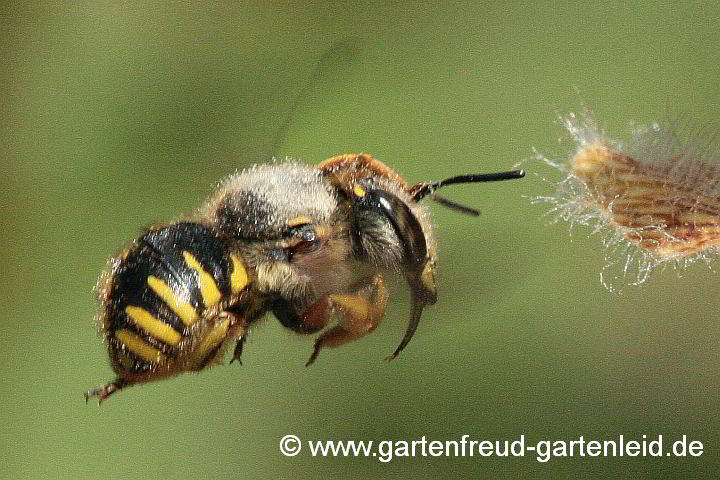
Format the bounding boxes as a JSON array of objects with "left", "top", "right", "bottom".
[{"left": 85, "top": 154, "right": 524, "bottom": 402}]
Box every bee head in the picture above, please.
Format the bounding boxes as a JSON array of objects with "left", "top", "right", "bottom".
[{"left": 320, "top": 153, "right": 524, "bottom": 360}]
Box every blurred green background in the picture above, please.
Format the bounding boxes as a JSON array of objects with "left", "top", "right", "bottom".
[{"left": 2, "top": 1, "right": 719, "bottom": 478}]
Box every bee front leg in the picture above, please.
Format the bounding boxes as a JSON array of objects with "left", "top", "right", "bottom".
[{"left": 306, "top": 274, "right": 389, "bottom": 366}]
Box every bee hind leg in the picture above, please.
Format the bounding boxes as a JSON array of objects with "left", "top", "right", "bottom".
[
  {"left": 84, "top": 378, "right": 128, "bottom": 404},
  {"left": 306, "top": 274, "right": 389, "bottom": 366}
]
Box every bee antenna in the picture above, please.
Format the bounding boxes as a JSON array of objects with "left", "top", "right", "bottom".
[
  {"left": 429, "top": 194, "right": 481, "bottom": 216},
  {"left": 412, "top": 169, "right": 525, "bottom": 202}
]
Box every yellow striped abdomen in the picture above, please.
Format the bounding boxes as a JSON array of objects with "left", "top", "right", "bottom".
[{"left": 99, "top": 222, "right": 254, "bottom": 384}]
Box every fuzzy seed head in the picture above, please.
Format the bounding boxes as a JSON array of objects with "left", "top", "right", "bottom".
[
  {"left": 536, "top": 110, "right": 720, "bottom": 288},
  {"left": 572, "top": 142, "right": 720, "bottom": 258}
]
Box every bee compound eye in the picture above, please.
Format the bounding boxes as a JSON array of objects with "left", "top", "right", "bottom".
[
  {"left": 292, "top": 237, "right": 321, "bottom": 256},
  {"left": 300, "top": 228, "right": 316, "bottom": 243},
  {"left": 268, "top": 248, "right": 290, "bottom": 262}
]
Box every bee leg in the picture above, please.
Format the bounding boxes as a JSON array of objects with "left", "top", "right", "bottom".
[
  {"left": 230, "top": 334, "right": 247, "bottom": 365},
  {"left": 221, "top": 309, "right": 249, "bottom": 365},
  {"left": 273, "top": 296, "right": 332, "bottom": 334},
  {"left": 84, "top": 378, "right": 128, "bottom": 404},
  {"left": 306, "top": 274, "right": 389, "bottom": 366}
]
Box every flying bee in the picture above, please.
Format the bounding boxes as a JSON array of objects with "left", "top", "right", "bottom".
[{"left": 85, "top": 153, "right": 524, "bottom": 402}]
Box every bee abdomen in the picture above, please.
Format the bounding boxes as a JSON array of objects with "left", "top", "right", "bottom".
[{"left": 102, "top": 222, "right": 251, "bottom": 377}]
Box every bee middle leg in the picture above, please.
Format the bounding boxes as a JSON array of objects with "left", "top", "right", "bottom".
[{"left": 306, "top": 274, "right": 389, "bottom": 366}]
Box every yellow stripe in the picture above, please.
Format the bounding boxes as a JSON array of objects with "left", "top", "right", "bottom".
[
  {"left": 183, "top": 251, "right": 222, "bottom": 307},
  {"left": 147, "top": 275, "right": 199, "bottom": 326},
  {"left": 115, "top": 329, "right": 166, "bottom": 364},
  {"left": 287, "top": 215, "right": 311, "bottom": 227},
  {"left": 125, "top": 305, "right": 183, "bottom": 346},
  {"left": 230, "top": 254, "right": 249, "bottom": 294},
  {"left": 190, "top": 319, "right": 230, "bottom": 365}
]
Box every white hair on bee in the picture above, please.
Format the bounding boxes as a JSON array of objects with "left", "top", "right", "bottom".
[
  {"left": 201, "top": 160, "right": 338, "bottom": 239},
  {"left": 534, "top": 109, "right": 720, "bottom": 290}
]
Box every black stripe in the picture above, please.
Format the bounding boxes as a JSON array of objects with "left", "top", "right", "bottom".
[
  {"left": 142, "top": 222, "right": 233, "bottom": 302},
  {"left": 107, "top": 243, "right": 190, "bottom": 335}
]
